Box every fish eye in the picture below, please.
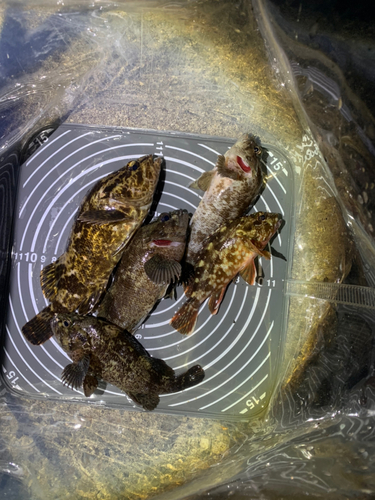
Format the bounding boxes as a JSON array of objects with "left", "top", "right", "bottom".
[
  {"left": 128, "top": 161, "right": 139, "bottom": 171},
  {"left": 63, "top": 320, "right": 70, "bottom": 328},
  {"left": 160, "top": 213, "right": 170, "bottom": 222},
  {"left": 254, "top": 146, "right": 261, "bottom": 154},
  {"left": 259, "top": 214, "right": 266, "bottom": 221}
]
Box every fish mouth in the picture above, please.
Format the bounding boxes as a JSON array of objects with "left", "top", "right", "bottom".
[
  {"left": 150, "top": 240, "right": 184, "bottom": 247},
  {"left": 236, "top": 155, "right": 252, "bottom": 173}
]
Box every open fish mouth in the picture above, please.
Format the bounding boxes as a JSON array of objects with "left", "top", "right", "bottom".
[
  {"left": 236, "top": 155, "right": 251, "bottom": 172},
  {"left": 150, "top": 240, "right": 184, "bottom": 247}
]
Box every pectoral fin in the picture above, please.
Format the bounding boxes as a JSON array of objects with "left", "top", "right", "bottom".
[
  {"left": 144, "top": 255, "right": 182, "bottom": 284},
  {"left": 259, "top": 248, "right": 271, "bottom": 260},
  {"left": 61, "top": 354, "right": 90, "bottom": 390},
  {"left": 216, "top": 154, "right": 239, "bottom": 180},
  {"left": 208, "top": 287, "right": 227, "bottom": 315},
  {"left": 189, "top": 170, "right": 215, "bottom": 191},
  {"left": 40, "top": 258, "right": 65, "bottom": 301},
  {"left": 78, "top": 209, "right": 129, "bottom": 224},
  {"left": 77, "top": 289, "right": 105, "bottom": 315},
  {"left": 239, "top": 260, "right": 257, "bottom": 286},
  {"left": 245, "top": 239, "right": 272, "bottom": 259}
]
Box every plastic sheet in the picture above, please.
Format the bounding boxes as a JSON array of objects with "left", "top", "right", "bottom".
[{"left": 0, "top": 1, "right": 374, "bottom": 499}]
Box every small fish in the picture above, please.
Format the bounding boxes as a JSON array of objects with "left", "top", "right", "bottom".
[
  {"left": 186, "top": 134, "right": 263, "bottom": 265},
  {"left": 97, "top": 209, "right": 189, "bottom": 332},
  {"left": 51, "top": 313, "right": 205, "bottom": 411},
  {"left": 171, "top": 212, "right": 281, "bottom": 334},
  {"left": 22, "top": 155, "right": 162, "bottom": 345}
]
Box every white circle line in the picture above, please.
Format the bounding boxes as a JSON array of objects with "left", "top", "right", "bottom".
[
  {"left": 144, "top": 292, "right": 185, "bottom": 323},
  {"left": 164, "top": 156, "right": 205, "bottom": 173},
  {"left": 3, "top": 345, "right": 40, "bottom": 393},
  {"left": 26, "top": 129, "right": 71, "bottom": 167},
  {"left": 170, "top": 285, "right": 249, "bottom": 370},
  {"left": 221, "top": 373, "right": 269, "bottom": 413},
  {"left": 6, "top": 308, "right": 62, "bottom": 395},
  {"left": 265, "top": 162, "right": 286, "bottom": 194},
  {"left": 23, "top": 131, "right": 95, "bottom": 189},
  {"left": 167, "top": 288, "right": 270, "bottom": 405},
  {"left": 165, "top": 145, "right": 216, "bottom": 167},
  {"left": 267, "top": 182, "right": 285, "bottom": 216},
  {"left": 158, "top": 187, "right": 200, "bottom": 210},
  {"left": 198, "top": 143, "right": 222, "bottom": 156},
  {"left": 201, "top": 352, "right": 271, "bottom": 411}
]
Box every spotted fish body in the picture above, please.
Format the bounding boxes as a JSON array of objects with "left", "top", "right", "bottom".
[
  {"left": 51, "top": 314, "right": 205, "bottom": 411},
  {"left": 186, "top": 134, "right": 264, "bottom": 265},
  {"left": 22, "top": 155, "right": 162, "bottom": 345},
  {"left": 97, "top": 209, "right": 189, "bottom": 333},
  {"left": 171, "top": 212, "right": 281, "bottom": 334}
]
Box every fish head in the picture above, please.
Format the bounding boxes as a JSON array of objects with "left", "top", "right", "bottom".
[
  {"left": 144, "top": 209, "right": 189, "bottom": 253},
  {"left": 225, "top": 134, "right": 262, "bottom": 180},
  {"left": 241, "top": 212, "right": 282, "bottom": 248},
  {"left": 99, "top": 154, "right": 162, "bottom": 206},
  {"left": 51, "top": 312, "right": 91, "bottom": 353}
]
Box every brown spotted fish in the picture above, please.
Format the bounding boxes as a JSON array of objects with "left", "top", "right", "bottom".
[
  {"left": 186, "top": 134, "right": 264, "bottom": 265},
  {"left": 51, "top": 313, "right": 205, "bottom": 411},
  {"left": 171, "top": 212, "right": 281, "bottom": 334},
  {"left": 22, "top": 155, "right": 162, "bottom": 345},
  {"left": 97, "top": 209, "right": 189, "bottom": 333}
]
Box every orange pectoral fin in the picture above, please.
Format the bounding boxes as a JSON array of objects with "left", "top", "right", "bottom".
[
  {"left": 249, "top": 240, "right": 271, "bottom": 259},
  {"left": 260, "top": 249, "right": 271, "bottom": 260},
  {"left": 239, "top": 259, "right": 257, "bottom": 286},
  {"left": 208, "top": 287, "right": 227, "bottom": 315}
]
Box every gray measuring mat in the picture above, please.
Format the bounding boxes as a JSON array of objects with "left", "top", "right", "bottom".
[{"left": 3, "top": 124, "right": 293, "bottom": 419}]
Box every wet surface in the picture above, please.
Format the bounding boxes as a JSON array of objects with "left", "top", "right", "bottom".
[{"left": 0, "top": 1, "right": 374, "bottom": 499}]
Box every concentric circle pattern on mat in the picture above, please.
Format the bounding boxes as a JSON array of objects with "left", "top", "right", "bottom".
[{"left": 3, "top": 125, "right": 293, "bottom": 419}]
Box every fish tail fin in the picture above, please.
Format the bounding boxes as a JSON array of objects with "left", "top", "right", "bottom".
[
  {"left": 208, "top": 287, "right": 227, "bottom": 315},
  {"left": 173, "top": 365, "right": 205, "bottom": 391},
  {"left": 40, "top": 257, "right": 64, "bottom": 301},
  {"left": 22, "top": 306, "right": 54, "bottom": 345},
  {"left": 170, "top": 298, "right": 199, "bottom": 335}
]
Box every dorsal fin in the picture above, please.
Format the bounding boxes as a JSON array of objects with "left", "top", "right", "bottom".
[{"left": 40, "top": 258, "right": 65, "bottom": 301}]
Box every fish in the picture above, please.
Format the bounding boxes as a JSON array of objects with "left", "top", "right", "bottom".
[
  {"left": 51, "top": 313, "right": 205, "bottom": 411},
  {"left": 171, "top": 212, "right": 281, "bottom": 334},
  {"left": 22, "top": 154, "right": 162, "bottom": 345},
  {"left": 97, "top": 209, "right": 190, "bottom": 332},
  {"left": 186, "top": 134, "right": 264, "bottom": 265}
]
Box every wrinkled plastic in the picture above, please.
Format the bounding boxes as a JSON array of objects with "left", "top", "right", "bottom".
[{"left": 0, "top": 1, "right": 374, "bottom": 499}]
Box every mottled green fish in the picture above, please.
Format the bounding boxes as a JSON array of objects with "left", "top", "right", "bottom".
[
  {"left": 187, "top": 134, "right": 263, "bottom": 265},
  {"left": 51, "top": 313, "right": 205, "bottom": 411},
  {"left": 22, "top": 154, "right": 162, "bottom": 345},
  {"left": 97, "top": 209, "right": 189, "bottom": 333},
  {"left": 171, "top": 212, "right": 281, "bottom": 334}
]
